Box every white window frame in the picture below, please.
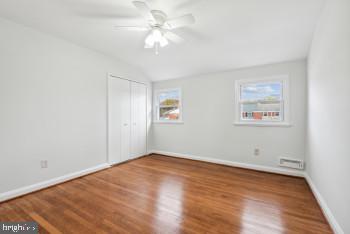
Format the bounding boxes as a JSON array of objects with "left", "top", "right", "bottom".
[
  {"left": 234, "top": 75, "right": 291, "bottom": 127},
  {"left": 153, "top": 88, "right": 183, "bottom": 124}
]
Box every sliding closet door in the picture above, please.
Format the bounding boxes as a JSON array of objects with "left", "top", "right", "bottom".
[
  {"left": 130, "top": 82, "right": 147, "bottom": 158},
  {"left": 108, "top": 77, "right": 131, "bottom": 164}
]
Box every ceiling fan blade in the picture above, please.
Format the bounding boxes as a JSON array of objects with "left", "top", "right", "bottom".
[
  {"left": 132, "top": 1, "right": 155, "bottom": 22},
  {"left": 114, "top": 26, "right": 149, "bottom": 31},
  {"left": 174, "top": 0, "right": 203, "bottom": 11},
  {"left": 164, "top": 31, "right": 184, "bottom": 44},
  {"left": 165, "top": 14, "right": 195, "bottom": 29},
  {"left": 78, "top": 12, "right": 138, "bottom": 20}
]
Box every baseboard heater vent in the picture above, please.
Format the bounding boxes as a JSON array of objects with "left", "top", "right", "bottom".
[{"left": 279, "top": 157, "right": 304, "bottom": 170}]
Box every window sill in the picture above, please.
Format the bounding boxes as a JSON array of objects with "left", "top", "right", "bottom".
[
  {"left": 153, "top": 121, "right": 184, "bottom": 125},
  {"left": 234, "top": 122, "right": 292, "bottom": 127}
]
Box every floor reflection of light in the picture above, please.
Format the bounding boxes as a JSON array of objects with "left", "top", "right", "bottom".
[
  {"left": 240, "top": 199, "right": 284, "bottom": 234},
  {"left": 153, "top": 176, "right": 184, "bottom": 233}
]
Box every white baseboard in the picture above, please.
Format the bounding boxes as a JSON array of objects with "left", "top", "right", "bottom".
[
  {"left": 0, "top": 163, "right": 110, "bottom": 203},
  {"left": 149, "top": 150, "right": 305, "bottom": 177},
  {"left": 305, "top": 174, "right": 344, "bottom": 234}
]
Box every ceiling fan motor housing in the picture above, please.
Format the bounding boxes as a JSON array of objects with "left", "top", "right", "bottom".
[{"left": 150, "top": 10, "right": 167, "bottom": 26}]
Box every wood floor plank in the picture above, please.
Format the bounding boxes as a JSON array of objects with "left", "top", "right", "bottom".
[
  {"left": 29, "top": 213, "right": 62, "bottom": 234},
  {"left": 0, "top": 154, "right": 333, "bottom": 233}
]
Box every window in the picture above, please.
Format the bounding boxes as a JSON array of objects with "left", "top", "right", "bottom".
[
  {"left": 154, "top": 88, "right": 182, "bottom": 123},
  {"left": 235, "top": 75, "right": 290, "bottom": 126}
]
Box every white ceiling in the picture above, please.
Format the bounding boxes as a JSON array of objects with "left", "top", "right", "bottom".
[{"left": 0, "top": 0, "right": 325, "bottom": 81}]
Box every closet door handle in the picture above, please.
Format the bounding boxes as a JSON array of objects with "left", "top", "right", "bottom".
[{"left": 123, "top": 123, "right": 128, "bottom": 126}]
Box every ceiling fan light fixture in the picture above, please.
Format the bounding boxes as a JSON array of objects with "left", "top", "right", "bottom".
[
  {"left": 145, "top": 33, "right": 155, "bottom": 47},
  {"left": 144, "top": 28, "right": 169, "bottom": 52},
  {"left": 159, "top": 36, "right": 168, "bottom": 47}
]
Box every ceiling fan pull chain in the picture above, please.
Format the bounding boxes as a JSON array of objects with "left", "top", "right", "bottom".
[{"left": 155, "top": 42, "right": 160, "bottom": 55}]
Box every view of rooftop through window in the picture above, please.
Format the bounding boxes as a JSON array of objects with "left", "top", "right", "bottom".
[{"left": 240, "top": 82, "right": 283, "bottom": 121}]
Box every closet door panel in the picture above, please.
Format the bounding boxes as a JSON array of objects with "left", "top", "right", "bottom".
[
  {"left": 108, "top": 78, "right": 131, "bottom": 164},
  {"left": 137, "top": 83, "right": 147, "bottom": 156},
  {"left": 120, "top": 82, "right": 131, "bottom": 162},
  {"left": 130, "top": 82, "right": 139, "bottom": 159},
  {"left": 131, "top": 82, "right": 147, "bottom": 158}
]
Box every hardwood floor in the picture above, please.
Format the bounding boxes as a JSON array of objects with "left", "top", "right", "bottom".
[{"left": 0, "top": 154, "right": 332, "bottom": 234}]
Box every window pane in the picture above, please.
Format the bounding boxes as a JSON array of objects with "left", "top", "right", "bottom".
[
  {"left": 241, "top": 102, "right": 282, "bottom": 121},
  {"left": 159, "top": 90, "right": 179, "bottom": 105},
  {"left": 241, "top": 82, "right": 282, "bottom": 101},
  {"left": 158, "top": 89, "right": 180, "bottom": 120},
  {"left": 160, "top": 106, "right": 179, "bottom": 120},
  {"left": 240, "top": 81, "right": 283, "bottom": 121}
]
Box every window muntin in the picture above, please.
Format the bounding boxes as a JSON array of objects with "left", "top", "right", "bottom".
[
  {"left": 235, "top": 76, "right": 289, "bottom": 125},
  {"left": 155, "top": 88, "right": 182, "bottom": 122}
]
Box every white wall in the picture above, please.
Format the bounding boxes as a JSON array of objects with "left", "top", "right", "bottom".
[
  {"left": 151, "top": 60, "right": 307, "bottom": 172},
  {"left": 306, "top": 0, "right": 350, "bottom": 233},
  {"left": 0, "top": 18, "right": 150, "bottom": 194}
]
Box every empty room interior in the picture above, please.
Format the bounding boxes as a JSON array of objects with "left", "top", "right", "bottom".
[{"left": 0, "top": 0, "right": 349, "bottom": 233}]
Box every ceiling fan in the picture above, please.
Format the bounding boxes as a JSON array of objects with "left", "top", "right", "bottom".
[{"left": 114, "top": 1, "right": 196, "bottom": 55}]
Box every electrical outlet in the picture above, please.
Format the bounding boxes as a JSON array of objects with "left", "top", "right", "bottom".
[
  {"left": 41, "top": 160, "right": 48, "bottom": 168},
  {"left": 254, "top": 148, "right": 260, "bottom": 156}
]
